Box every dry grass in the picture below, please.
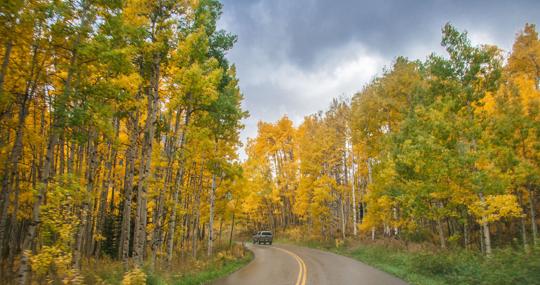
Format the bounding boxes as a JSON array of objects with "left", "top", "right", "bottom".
[{"left": 81, "top": 243, "right": 252, "bottom": 285}]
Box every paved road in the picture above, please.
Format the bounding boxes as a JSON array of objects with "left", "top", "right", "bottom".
[{"left": 212, "top": 243, "right": 408, "bottom": 285}]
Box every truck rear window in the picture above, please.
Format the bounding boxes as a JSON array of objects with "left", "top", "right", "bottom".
[{"left": 261, "top": 232, "right": 272, "bottom": 235}]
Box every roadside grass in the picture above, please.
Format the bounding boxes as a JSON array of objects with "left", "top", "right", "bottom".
[
  {"left": 82, "top": 243, "right": 253, "bottom": 285},
  {"left": 277, "top": 237, "right": 540, "bottom": 285},
  {"left": 146, "top": 252, "right": 252, "bottom": 285}
]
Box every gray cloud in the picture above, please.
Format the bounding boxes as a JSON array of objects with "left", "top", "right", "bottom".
[{"left": 218, "top": 0, "right": 540, "bottom": 158}]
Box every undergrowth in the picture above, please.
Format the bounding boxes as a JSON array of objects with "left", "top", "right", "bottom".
[{"left": 82, "top": 244, "right": 252, "bottom": 285}]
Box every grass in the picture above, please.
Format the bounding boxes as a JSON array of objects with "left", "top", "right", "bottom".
[
  {"left": 277, "top": 237, "right": 540, "bottom": 285},
  {"left": 82, "top": 244, "right": 253, "bottom": 285},
  {"left": 146, "top": 253, "right": 253, "bottom": 285}
]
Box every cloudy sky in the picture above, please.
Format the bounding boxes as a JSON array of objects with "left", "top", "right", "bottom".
[{"left": 217, "top": 0, "right": 539, "bottom": 156}]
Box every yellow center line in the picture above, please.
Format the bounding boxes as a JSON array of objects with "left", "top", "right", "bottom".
[{"left": 274, "top": 246, "right": 307, "bottom": 285}]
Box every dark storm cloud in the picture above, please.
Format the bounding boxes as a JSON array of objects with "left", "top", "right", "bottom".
[
  {"left": 223, "top": 0, "right": 539, "bottom": 66},
  {"left": 217, "top": 0, "right": 540, "bottom": 157}
]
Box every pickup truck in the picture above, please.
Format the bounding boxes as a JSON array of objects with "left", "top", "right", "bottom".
[{"left": 252, "top": 231, "right": 273, "bottom": 245}]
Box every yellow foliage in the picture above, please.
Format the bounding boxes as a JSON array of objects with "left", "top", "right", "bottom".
[
  {"left": 216, "top": 251, "right": 235, "bottom": 262},
  {"left": 469, "top": 194, "right": 523, "bottom": 224},
  {"left": 29, "top": 247, "right": 70, "bottom": 277},
  {"left": 122, "top": 267, "right": 147, "bottom": 285},
  {"left": 513, "top": 75, "right": 540, "bottom": 115},
  {"left": 93, "top": 234, "right": 106, "bottom": 242},
  {"left": 360, "top": 195, "right": 395, "bottom": 231},
  {"left": 123, "top": 0, "right": 152, "bottom": 27},
  {"left": 111, "top": 73, "right": 143, "bottom": 95},
  {"left": 29, "top": 247, "right": 83, "bottom": 284},
  {"left": 477, "top": 91, "right": 497, "bottom": 114},
  {"left": 335, "top": 238, "right": 344, "bottom": 249}
]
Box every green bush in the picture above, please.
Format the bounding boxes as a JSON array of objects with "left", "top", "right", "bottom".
[
  {"left": 346, "top": 243, "right": 540, "bottom": 285},
  {"left": 411, "top": 252, "right": 456, "bottom": 276}
]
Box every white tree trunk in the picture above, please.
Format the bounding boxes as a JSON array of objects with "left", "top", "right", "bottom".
[
  {"left": 529, "top": 188, "right": 537, "bottom": 245},
  {"left": 166, "top": 108, "right": 191, "bottom": 265},
  {"left": 351, "top": 154, "right": 357, "bottom": 236},
  {"left": 479, "top": 193, "right": 492, "bottom": 256},
  {"left": 208, "top": 172, "right": 216, "bottom": 256}
]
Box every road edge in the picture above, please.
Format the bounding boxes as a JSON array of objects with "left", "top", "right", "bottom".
[{"left": 207, "top": 242, "right": 256, "bottom": 284}]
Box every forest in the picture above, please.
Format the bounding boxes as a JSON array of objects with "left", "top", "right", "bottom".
[
  {"left": 1, "top": 0, "right": 540, "bottom": 284},
  {"left": 243, "top": 23, "right": 540, "bottom": 256},
  {"left": 0, "top": 0, "right": 249, "bottom": 283}
]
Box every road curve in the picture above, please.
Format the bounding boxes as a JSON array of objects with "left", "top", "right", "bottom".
[{"left": 211, "top": 243, "right": 408, "bottom": 285}]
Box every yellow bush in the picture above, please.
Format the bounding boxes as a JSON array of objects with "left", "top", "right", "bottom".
[
  {"left": 29, "top": 247, "right": 71, "bottom": 278},
  {"left": 61, "top": 269, "right": 84, "bottom": 285},
  {"left": 335, "top": 238, "right": 344, "bottom": 249},
  {"left": 121, "top": 267, "right": 147, "bottom": 285}
]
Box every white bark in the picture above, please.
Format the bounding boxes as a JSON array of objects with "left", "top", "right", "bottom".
[
  {"left": 208, "top": 172, "right": 216, "bottom": 256},
  {"left": 479, "top": 193, "right": 492, "bottom": 256},
  {"left": 166, "top": 107, "right": 191, "bottom": 265},
  {"left": 529, "top": 188, "right": 537, "bottom": 245},
  {"left": 351, "top": 154, "right": 357, "bottom": 236}
]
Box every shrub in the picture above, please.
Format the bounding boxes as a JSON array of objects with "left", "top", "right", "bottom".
[{"left": 122, "top": 267, "right": 147, "bottom": 285}]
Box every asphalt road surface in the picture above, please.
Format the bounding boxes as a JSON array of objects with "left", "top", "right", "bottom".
[{"left": 212, "top": 243, "right": 408, "bottom": 285}]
